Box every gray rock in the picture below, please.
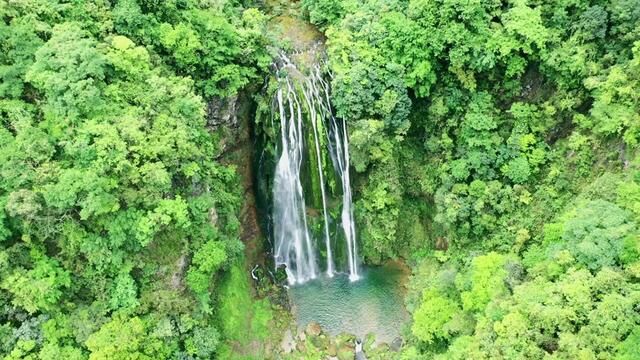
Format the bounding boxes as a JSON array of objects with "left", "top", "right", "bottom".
[
  {"left": 169, "top": 254, "right": 187, "bottom": 290},
  {"left": 390, "top": 337, "right": 403, "bottom": 352},
  {"left": 207, "top": 95, "right": 239, "bottom": 129},
  {"left": 281, "top": 329, "right": 296, "bottom": 354}
]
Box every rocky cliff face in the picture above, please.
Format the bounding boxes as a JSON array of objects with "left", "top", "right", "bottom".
[
  {"left": 207, "top": 91, "right": 264, "bottom": 262},
  {"left": 207, "top": 94, "right": 239, "bottom": 129}
]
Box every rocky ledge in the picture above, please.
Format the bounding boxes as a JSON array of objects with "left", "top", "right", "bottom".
[{"left": 280, "top": 321, "right": 401, "bottom": 359}]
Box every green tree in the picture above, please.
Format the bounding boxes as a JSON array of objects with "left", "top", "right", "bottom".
[
  {"left": 411, "top": 289, "right": 461, "bottom": 345},
  {"left": 26, "top": 23, "right": 106, "bottom": 121},
  {"left": 1, "top": 251, "right": 71, "bottom": 314},
  {"left": 186, "top": 240, "right": 229, "bottom": 313},
  {"left": 456, "top": 252, "right": 509, "bottom": 312},
  {"left": 560, "top": 200, "right": 635, "bottom": 271},
  {"left": 85, "top": 316, "right": 170, "bottom": 360}
]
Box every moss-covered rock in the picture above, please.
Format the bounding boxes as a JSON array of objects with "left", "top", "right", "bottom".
[
  {"left": 337, "top": 345, "right": 355, "bottom": 360},
  {"left": 296, "top": 341, "right": 307, "bottom": 353},
  {"left": 327, "top": 340, "right": 338, "bottom": 356},
  {"left": 363, "top": 333, "right": 376, "bottom": 353},
  {"left": 309, "top": 333, "right": 330, "bottom": 350},
  {"left": 335, "top": 332, "right": 356, "bottom": 348}
]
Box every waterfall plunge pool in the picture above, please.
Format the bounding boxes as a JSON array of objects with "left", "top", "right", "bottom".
[{"left": 288, "top": 263, "right": 410, "bottom": 344}]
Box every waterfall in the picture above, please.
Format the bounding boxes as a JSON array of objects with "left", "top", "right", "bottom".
[
  {"left": 302, "top": 75, "right": 335, "bottom": 278},
  {"left": 332, "top": 116, "right": 359, "bottom": 282},
  {"left": 273, "top": 77, "right": 318, "bottom": 284},
  {"left": 310, "top": 65, "right": 360, "bottom": 282},
  {"left": 272, "top": 52, "right": 359, "bottom": 284}
]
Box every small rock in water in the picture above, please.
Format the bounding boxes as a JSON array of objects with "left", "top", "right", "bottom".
[
  {"left": 355, "top": 338, "right": 367, "bottom": 360},
  {"left": 306, "top": 321, "right": 322, "bottom": 337}
]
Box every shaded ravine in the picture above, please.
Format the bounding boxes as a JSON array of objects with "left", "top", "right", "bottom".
[{"left": 247, "top": 13, "right": 411, "bottom": 356}]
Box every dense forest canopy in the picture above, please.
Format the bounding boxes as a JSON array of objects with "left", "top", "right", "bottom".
[
  {"left": 0, "top": 1, "right": 272, "bottom": 358},
  {"left": 1, "top": 0, "right": 639, "bottom": 359},
  {"left": 301, "top": 0, "right": 640, "bottom": 358}
]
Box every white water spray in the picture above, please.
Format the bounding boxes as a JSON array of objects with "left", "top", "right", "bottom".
[
  {"left": 272, "top": 52, "right": 359, "bottom": 284},
  {"left": 273, "top": 77, "right": 318, "bottom": 284},
  {"left": 302, "top": 80, "right": 335, "bottom": 277}
]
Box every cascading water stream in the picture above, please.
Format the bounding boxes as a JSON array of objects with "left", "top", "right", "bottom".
[
  {"left": 302, "top": 79, "right": 334, "bottom": 277},
  {"left": 273, "top": 77, "right": 318, "bottom": 284},
  {"left": 332, "top": 116, "right": 359, "bottom": 282},
  {"left": 271, "top": 51, "right": 359, "bottom": 284},
  {"left": 308, "top": 66, "right": 359, "bottom": 282}
]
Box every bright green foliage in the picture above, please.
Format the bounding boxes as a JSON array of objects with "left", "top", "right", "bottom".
[
  {"left": 409, "top": 252, "right": 640, "bottom": 358},
  {"left": 302, "top": 0, "right": 352, "bottom": 29},
  {"left": 0, "top": 1, "right": 266, "bottom": 359},
  {"left": 26, "top": 23, "right": 106, "bottom": 121},
  {"left": 184, "top": 325, "right": 220, "bottom": 359},
  {"left": 411, "top": 289, "right": 461, "bottom": 344},
  {"left": 158, "top": 23, "right": 202, "bottom": 69},
  {"left": 402, "top": 157, "right": 640, "bottom": 358},
  {"left": 108, "top": 271, "right": 139, "bottom": 312},
  {"left": 349, "top": 119, "right": 393, "bottom": 172},
  {"left": 558, "top": 200, "right": 635, "bottom": 271},
  {"left": 501, "top": 157, "right": 531, "bottom": 184},
  {"left": 186, "top": 240, "right": 229, "bottom": 313},
  {"left": 216, "top": 262, "right": 274, "bottom": 359},
  {"left": 456, "top": 252, "right": 508, "bottom": 312},
  {"left": 329, "top": 61, "right": 411, "bottom": 131},
  {"left": 38, "top": 317, "right": 85, "bottom": 360},
  {"left": 617, "top": 327, "right": 640, "bottom": 360},
  {"left": 0, "top": 13, "right": 44, "bottom": 99},
  {"left": 3, "top": 0, "right": 640, "bottom": 358},
  {"left": 313, "top": 0, "right": 640, "bottom": 261},
  {"left": 618, "top": 180, "right": 640, "bottom": 220},
  {"left": 85, "top": 316, "right": 170, "bottom": 360},
  {"left": 585, "top": 42, "right": 640, "bottom": 146},
  {"left": 356, "top": 159, "right": 403, "bottom": 262},
  {"left": 1, "top": 251, "right": 71, "bottom": 314},
  {"left": 405, "top": 173, "right": 640, "bottom": 358},
  {"left": 112, "top": 1, "right": 270, "bottom": 97}
]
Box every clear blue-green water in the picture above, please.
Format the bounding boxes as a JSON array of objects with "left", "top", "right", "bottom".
[{"left": 288, "top": 264, "right": 409, "bottom": 343}]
